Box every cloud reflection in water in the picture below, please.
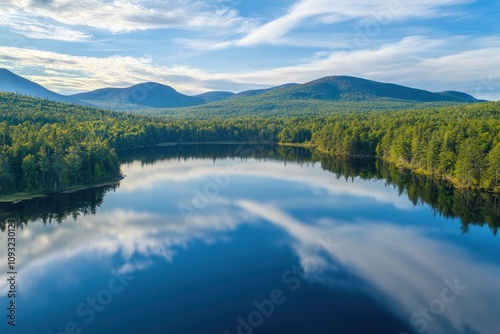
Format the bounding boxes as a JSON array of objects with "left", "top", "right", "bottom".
[{"left": 1, "top": 156, "right": 498, "bottom": 334}]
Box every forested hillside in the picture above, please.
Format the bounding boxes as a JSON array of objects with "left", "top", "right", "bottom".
[
  {"left": 0, "top": 93, "right": 277, "bottom": 196},
  {"left": 161, "top": 96, "right": 465, "bottom": 118},
  {"left": 3, "top": 146, "right": 497, "bottom": 234},
  {"left": 0, "top": 68, "right": 86, "bottom": 105},
  {"left": 0, "top": 94, "right": 122, "bottom": 195},
  {"left": 284, "top": 103, "right": 500, "bottom": 191},
  {"left": 1, "top": 92, "right": 499, "bottom": 197},
  {"left": 71, "top": 82, "right": 204, "bottom": 109}
]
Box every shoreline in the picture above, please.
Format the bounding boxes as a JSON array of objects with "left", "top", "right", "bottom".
[
  {"left": 152, "top": 141, "right": 499, "bottom": 194},
  {"left": 2, "top": 141, "right": 497, "bottom": 204},
  {"left": 156, "top": 141, "right": 276, "bottom": 147},
  {"left": 0, "top": 179, "right": 121, "bottom": 204},
  {"left": 310, "top": 146, "right": 497, "bottom": 194}
]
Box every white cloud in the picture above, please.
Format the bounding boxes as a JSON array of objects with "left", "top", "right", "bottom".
[
  {"left": 0, "top": 0, "right": 253, "bottom": 34},
  {"left": 217, "top": 36, "right": 500, "bottom": 100},
  {"left": 120, "top": 158, "right": 415, "bottom": 210},
  {"left": 0, "top": 151, "right": 498, "bottom": 333},
  {"left": 237, "top": 199, "right": 500, "bottom": 334},
  {"left": 0, "top": 13, "right": 91, "bottom": 41},
  {"left": 0, "top": 46, "right": 210, "bottom": 94},
  {"left": 0, "top": 207, "right": 245, "bottom": 294},
  {"left": 1, "top": 34, "right": 499, "bottom": 99},
  {"left": 235, "top": 0, "right": 470, "bottom": 46}
]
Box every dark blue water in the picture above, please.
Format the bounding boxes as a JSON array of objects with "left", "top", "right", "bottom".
[{"left": 1, "top": 145, "right": 499, "bottom": 334}]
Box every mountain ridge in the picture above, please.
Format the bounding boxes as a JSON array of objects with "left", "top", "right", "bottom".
[
  {"left": 0, "top": 68, "right": 481, "bottom": 112},
  {"left": 71, "top": 82, "right": 204, "bottom": 109},
  {"left": 194, "top": 91, "right": 235, "bottom": 103},
  {"left": 233, "top": 83, "right": 300, "bottom": 99},
  {"left": 0, "top": 68, "right": 86, "bottom": 105},
  {"left": 259, "top": 76, "right": 479, "bottom": 103}
]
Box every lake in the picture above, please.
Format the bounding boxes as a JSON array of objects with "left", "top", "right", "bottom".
[{"left": 0, "top": 144, "right": 499, "bottom": 334}]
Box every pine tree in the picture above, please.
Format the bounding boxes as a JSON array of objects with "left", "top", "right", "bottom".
[
  {"left": 483, "top": 142, "right": 500, "bottom": 191},
  {"left": 455, "top": 138, "right": 484, "bottom": 187}
]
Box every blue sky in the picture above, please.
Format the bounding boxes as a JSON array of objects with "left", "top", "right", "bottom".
[{"left": 0, "top": 0, "right": 499, "bottom": 99}]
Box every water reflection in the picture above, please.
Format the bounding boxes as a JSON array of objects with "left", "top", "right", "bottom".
[
  {"left": 237, "top": 199, "right": 500, "bottom": 334},
  {"left": 1, "top": 145, "right": 498, "bottom": 234},
  {"left": 319, "top": 155, "right": 500, "bottom": 235},
  {"left": 0, "top": 183, "right": 118, "bottom": 228},
  {"left": 0, "top": 144, "right": 498, "bottom": 334}
]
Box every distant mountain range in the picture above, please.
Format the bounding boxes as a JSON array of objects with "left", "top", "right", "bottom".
[
  {"left": 71, "top": 82, "right": 205, "bottom": 109},
  {"left": 0, "top": 68, "right": 84, "bottom": 105},
  {"left": 194, "top": 91, "right": 235, "bottom": 103},
  {"left": 265, "top": 76, "right": 479, "bottom": 103},
  {"left": 0, "top": 68, "right": 481, "bottom": 112},
  {"left": 231, "top": 83, "right": 299, "bottom": 99}
]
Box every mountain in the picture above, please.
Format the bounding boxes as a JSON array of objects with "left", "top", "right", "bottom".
[
  {"left": 0, "top": 68, "right": 85, "bottom": 105},
  {"left": 166, "top": 76, "right": 481, "bottom": 118},
  {"left": 437, "top": 90, "right": 482, "bottom": 102},
  {"left": 72, "top": 82, "right": 204, "bottom": 109},
  {"left": 248, "top": 76, "right": 479, "bottom": 103},
  {"left": 234, "top": 83, "right": 299, "bottom": 98},
  {"left": 0, "top": 69, "right": 481, "bottom": 115},
  {"left": 194, "top": 91, "right": 235, "bottom": 103}
]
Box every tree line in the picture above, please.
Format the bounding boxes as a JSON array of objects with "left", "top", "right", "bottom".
[
  {"left": 0, "top": 92, "right": 499, "bottom": 196},
  {"left": 3, "top": 145, "right": 497, "bottom": 235},
  {"left": 307, "top": 103, "right": 500, "bottom": 191}
]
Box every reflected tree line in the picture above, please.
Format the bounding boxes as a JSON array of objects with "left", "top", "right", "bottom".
[
  {"left": 1, "top": 145, "right": 498, "bottom": 235},
  {"left": 119, "top": 144, "right": 314, "bottom": 166},
  {"left": 0, "top": 183, "right": 118, "bottom": 230},
  {"left": 2, "top": 93, "right": 499, "bottom": 196},
  {"left": 317, "top": 154, "right": 500, "bottom": 235}
]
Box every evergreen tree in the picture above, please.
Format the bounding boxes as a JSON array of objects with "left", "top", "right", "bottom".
[
  {"left": 455, "top": 138, "right": 485, "bottom": 187},
  {"left": 483, "top": 142, "right": 500, "bottom": 191}
]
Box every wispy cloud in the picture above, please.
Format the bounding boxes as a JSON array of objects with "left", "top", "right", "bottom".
[
  {"left": 1, "top": 34, "right": 499, "bottom": 99},
  {"left": 236, "top": 199, "right": 500, "bottom": 334},
  {"left": 218, "top": 36, "right": 500, "bottom": 99},
  {"left": 0, "top": 0, "right": 496, "bottom": 99},
  {"left": 1, "top": 0, "right": 253, "bottom": 35},
  {"left": 235, "top": 0, "right": 470, "bottom": 46},
  {"left": 0, "top": 46, "right": 210, "bottom": 94},
  {"left": 0, "top": 13, "right": 91, "bottom": 41}
]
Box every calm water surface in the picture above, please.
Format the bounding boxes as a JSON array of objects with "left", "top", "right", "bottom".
[{"left": 0, "top": 145, "right": 499, "bottom": 334}]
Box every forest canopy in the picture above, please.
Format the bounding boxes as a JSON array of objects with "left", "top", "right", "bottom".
[{"left": 0, "top": 92, "right": 499, "bottom": 196}]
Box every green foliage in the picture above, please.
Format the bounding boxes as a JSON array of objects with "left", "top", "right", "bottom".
[
  {"left": 4, "top": 145, "right": 498, "bottom": 234},
  {"left": 160, "top": 97, "right": 463, "bottom": 119},
  {"left": 1, "top": 92, "right": 499, "bottom": 196},
  {"left": 290, "top": 103, "right": 500, "bottom": 191},
  {"left": 144, "top": 76, "right": 475, "bottom": 118},
  {"left": 484, "top": 142, "right": 500, "bottom": 191},
  {"left": 0, "top": 93, "right": 122, "bottom": 195}
]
